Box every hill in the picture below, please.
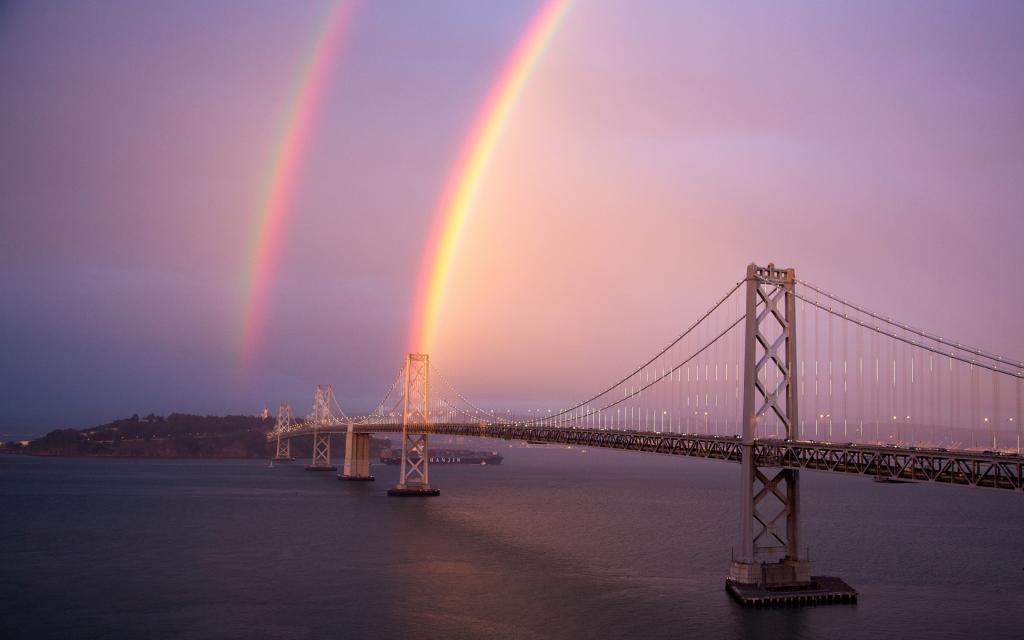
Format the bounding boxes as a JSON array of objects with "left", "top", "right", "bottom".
[{"left": 9, "top": 413, "right": 390, "bottom": 459}]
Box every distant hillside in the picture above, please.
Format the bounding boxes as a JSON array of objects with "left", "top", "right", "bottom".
[{"left": 11, "top": 413, "right": 390, "bottom": 459}]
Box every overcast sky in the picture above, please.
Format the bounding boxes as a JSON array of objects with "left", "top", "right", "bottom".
[{"left": 2, "top": 0, "right": 1022, "bottom": 437}]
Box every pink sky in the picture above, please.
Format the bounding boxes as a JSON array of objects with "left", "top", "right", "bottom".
[{"left": 1, "top": 1, "right": 1022, "bottom": 433}]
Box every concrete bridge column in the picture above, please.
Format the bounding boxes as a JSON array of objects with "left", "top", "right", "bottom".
[{"left": 339, "top": 421, "right": 374, "bottom": 481}]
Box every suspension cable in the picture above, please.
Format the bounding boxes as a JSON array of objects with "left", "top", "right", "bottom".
[
  {"left": 521, "top": 280, "right": 744, "bottom": 425},
  {"left": 798, "top": 278, "right": 1024, "bottom": 370},
  {"left": 352, "top": 366, "right": 406, "bottom": 424},
  {"left": 541, "top": 314, "right": 745, "bottom": 427},
  {"left": 433, "top": 366, "right": 511, "bottom": 423},
  {"left": 795, "top": 292, "right": 1024, "bottom": 379},
  {"left": 330, "top": 394, "right": 350, "bottom": 421}
]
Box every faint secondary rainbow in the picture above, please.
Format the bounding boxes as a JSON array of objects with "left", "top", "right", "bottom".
[
  {"left": 409, "top": 0, "right": 574, "bottom": 354},
  {"left": 239, "top": 0, "right": 354, "bottom": 365}
]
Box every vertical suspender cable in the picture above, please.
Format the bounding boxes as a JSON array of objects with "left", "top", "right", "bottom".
[
  {"left": 817, "top": 288, "right": 822, "bottom": 440},
  {"left": 971, "top": 362, "right": 979, "bottom": 449},
  {"left": 843, "top": 305, "right": 851, "bottom": 438},
  {"left": 828, "top": 304, "right": 833, "bottom": 441},
  {"left": 799, "top": 297, "right": 805, "bottom": 439},
  {"left": 992, "top": 369, "right": 999, "bottom": 450},
  {"left": 857, "top": 315, "right": 864, "bottom": 441},
  {"left": 874, "top": 328, "right": 880, "bottom": 443},
  {"left": 1016, "top": 377, "right": 1021, "bottom": 455}
]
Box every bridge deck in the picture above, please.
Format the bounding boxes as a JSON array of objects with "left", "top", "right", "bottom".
[{"left": 271, "top": 423, "right": 1024, "bottom": 492}]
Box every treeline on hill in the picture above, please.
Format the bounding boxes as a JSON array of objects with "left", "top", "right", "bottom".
[
  {"left": 24, "top": 414, "right": 273, "bottom": 458},
  {"left": 16, "top": 413, "right": 391, "bottom": 459}
]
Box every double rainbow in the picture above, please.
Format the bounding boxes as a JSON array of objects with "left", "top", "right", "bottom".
[
  {"left": 239, "top": 0, "right": 572, "bottom": 364},
  {"left": 239, "top": 0, "right": 354, "bottom": 365},
  {"left": 408, "top": 0, "right": 574, "bottom": 353}
]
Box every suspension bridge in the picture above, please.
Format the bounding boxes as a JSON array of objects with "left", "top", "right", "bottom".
[{"left": 267, "top": 263, "right": 1023, "bottom": 604}]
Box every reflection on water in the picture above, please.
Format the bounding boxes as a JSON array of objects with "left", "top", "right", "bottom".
[{"left": 1, "top": 446, "right": 1022, "bottom": 639}]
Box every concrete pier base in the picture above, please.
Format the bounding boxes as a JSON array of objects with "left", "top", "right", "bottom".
[
  {"left": 726, "top": 576, "right": 857, "bottom": 606},
  {"left": 727, "top": 559, "right": 854, "bottom": 606},
  {"left": 387, "top": 484, "right": 440, "bottom": 497},
  {"left": 304, "top": 464, "right": 337, "bottom": 472},
  {"left": 338, "top": 474, "right": 375, "bottom": 481},
  {"left": 729, "top": 558, "right": 812, "bottom": 586},
  {"left": 341, "top": 428, "right": 374, "bottom": 482},
  {"left": 272, "top": 455, "right": 295, "bottom": 462}
]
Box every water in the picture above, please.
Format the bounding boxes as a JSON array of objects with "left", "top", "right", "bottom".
[{"left": 2, "top": 446, "right": 1022, "bottom": 639}]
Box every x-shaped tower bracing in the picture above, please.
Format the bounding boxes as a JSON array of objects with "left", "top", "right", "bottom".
[
  {"left": 308, "top": 384, "right": 339, "bottom": 469},
  {"left": 731, "top": 263, "right": 808, "bottom": 586},
  {"left": 273, "top": 403, "right": 294, "bottom": 460},
  {"left": 388, "top": 353, "right": 439, "bottom": 495}
]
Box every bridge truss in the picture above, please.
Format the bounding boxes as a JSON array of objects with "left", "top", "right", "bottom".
[{"left": 267, "top": 262, "right": 1023, "bottom": 594}]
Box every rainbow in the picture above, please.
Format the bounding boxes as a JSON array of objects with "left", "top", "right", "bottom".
[
  {"left": 239, "top": 0, "right": 354, "bottom": 365},
  {"left": 409, "top": 0, "right": 574, "bottom": 353}
]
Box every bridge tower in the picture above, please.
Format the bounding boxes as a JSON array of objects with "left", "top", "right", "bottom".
[
  {"left": 339, "top": 420, "right": 375, "bottom": 481},
  {"left": 272, "top": 403, "right": 295, "bottom": 461},
  {"left": 388, "top": 353, "right": 440, "bottom": 496},
  {"left": 305, "top": 384, "right": 338, "bottom": 472},
  {"left": 728, "top": 263, "right": 814, "bottom": 588}
]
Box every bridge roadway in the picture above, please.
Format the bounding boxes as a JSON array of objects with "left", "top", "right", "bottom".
[{"left": 272, "top": 422, "right": 1024, "bottom": 492}]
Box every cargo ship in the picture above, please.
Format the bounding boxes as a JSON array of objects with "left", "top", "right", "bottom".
[{"left": 379, "top": 448, "right": 503, "bottom": 465}]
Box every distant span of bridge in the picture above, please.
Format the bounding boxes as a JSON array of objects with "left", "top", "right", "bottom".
[{"left": 266, "top": 264, "right": 1023, "bottom": 605}]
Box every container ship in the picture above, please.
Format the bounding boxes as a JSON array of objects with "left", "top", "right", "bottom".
[{"left": 379, "top": 448, "right": 503, "bottom": 465}]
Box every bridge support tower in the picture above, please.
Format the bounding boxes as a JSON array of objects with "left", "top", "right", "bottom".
[
  {"left": 273, "top": 437, "right": 293, "bottom": 462},
  {"left": 305, "top": 384, "right": 338, "bottom": 471},
  {"left": 305, "top": 429, "right": 336, "bottom": 471},
  {"left": 339, "top": 421, "right": 374, "bottom": 481},
  {"left": 272, "top": 403, "right": 295, "bottom": 462},
  {"left": 728, "top": 264, "right": 819, "bottom": 592},
  {"left": 388, "top": 353, "right": 440, "bottom": 496}
]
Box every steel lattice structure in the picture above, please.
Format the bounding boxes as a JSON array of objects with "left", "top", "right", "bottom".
[
  {"left": 265, "top": 262, "right": 1023, "bottom": 595},
  {"left": 270, "top": 421, "right": 1023, "bottom": 491},
  {"left": 272, "top": 403, "right": 294, "bottom": 461},
  {"left": 388, "top": 353, "right": 438, "bottom": 495}
]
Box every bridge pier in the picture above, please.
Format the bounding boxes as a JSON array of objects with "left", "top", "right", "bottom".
[
  {"left": 727, "top": 264, "right": 853, "bottom": 604},
  {"left": 729, "top": 463, "right": 811, "bottom": 586},
  {"left": 388, "top": 353, "right": 439, "bottom": 496},
  {"left": 305, "top": 429, "right": 337, "bottom": 471},
  {"left": 339, "top": 422, "right": 374, "bottom": 481},
  {"left": 272, "top": 403, "right": 295, "bottom": 461},
  {"left": 272, "top": 436, "right": 294, "bottom": 462}
]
